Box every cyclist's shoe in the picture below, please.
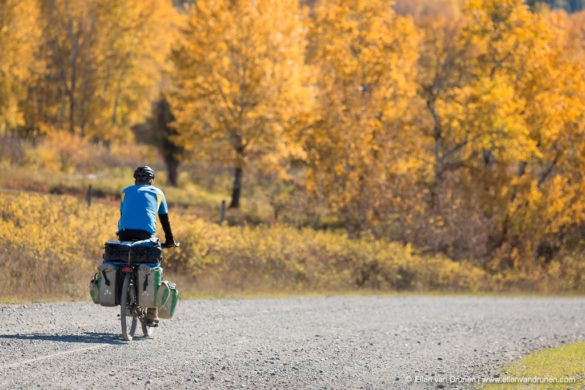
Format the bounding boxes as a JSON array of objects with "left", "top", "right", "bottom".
[
  {"left": 146, "top": 308, "right": 159, "bottom": 327},
  {"left": 146, "top": 318, "right": 159, "bottom": 327}
]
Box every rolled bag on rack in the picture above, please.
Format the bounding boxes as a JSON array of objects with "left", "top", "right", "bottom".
[{"left": 103, "top": 237, "right": 162, "bottom": 263}]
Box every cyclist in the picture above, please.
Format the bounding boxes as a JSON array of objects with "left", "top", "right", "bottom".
[{"left": 117, "top": 165, "right": 176, "bottom": 327}]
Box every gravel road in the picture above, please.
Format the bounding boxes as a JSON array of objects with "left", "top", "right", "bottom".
[{"left": 0, "top": 296, "right": 584, "bottom": 389}]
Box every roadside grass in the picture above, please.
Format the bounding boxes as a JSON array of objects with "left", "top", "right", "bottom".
[
  {"left": 3, "top": 287, "right": 585, "bottom": 304},
  {"left": 0, "top": 163, "right": 225, "bottom": 211},
  {"left": 178, "top": 290, "right": 585, "bottom": 301},
  {"left": 0, "top": 295, "right": 83, "bottom": 304},
  {"left": 0, "top": 162, "right": 280, "bottom": 224},
  {"left": 482, "top": 342, "right": 585, "bottom": 389}
]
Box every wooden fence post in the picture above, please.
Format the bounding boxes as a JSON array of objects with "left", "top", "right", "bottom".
[
  {"left": 86, "top": 184, "right": 93, "bottom": 207},
  {"left": 219, "top": 200, "right": 226, "bottom": 225}
]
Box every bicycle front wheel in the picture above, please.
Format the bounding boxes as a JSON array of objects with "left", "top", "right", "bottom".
[{"left": 120, "top": 273, "right": 137, "bottom": 341}]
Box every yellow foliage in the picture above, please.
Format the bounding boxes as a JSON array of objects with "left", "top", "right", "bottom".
[
  {"left": 89, "top": 0, "right": 179, "bottom": 139},
  {"left": 305, "top": 0, "right": 421, "bottom": 230},
  {"left": 406, "top": 0, "right": 585, "bottom": 266},
  {"left": 26, "top": 0, "right": 179, "bottom": 139},
  {"left": 0, "top": 0, "right": 42, "bottom": 133},
  {"left": 3, "top": 190, "right": 585, "bottom": 299},
  {"left": 22, "top": 128, "right": 156, "bottom": 174},
  {"left": 0, "top": 191, "right": 114, "bottom": 298},
  {"left": 0, "top": 191, "right": 490, "bottom": 298},
  {"left": 27, "top": 129, "right": 94, "bottom": 173},
  {"left": 438, "top": 75, "right": 536, "bottom": 163},
  {"left": 3, "top": 0, "right": 585, "bottom": 280},
  {"left": 170, "top": 0, "right": 313, "bottom": 178}
]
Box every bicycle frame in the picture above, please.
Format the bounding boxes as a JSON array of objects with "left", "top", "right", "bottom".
[{"left": 107, "top": 240, "right": 179, "bottom": 341}]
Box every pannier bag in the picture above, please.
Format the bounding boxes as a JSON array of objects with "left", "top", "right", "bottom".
[
  {"left": 103, "top": 237, "right": 162, "bottom": 263},
  {"left": 97, "top": 263, "right": 120, "bottom": 307},
  {"left": 137, "top": 264, "right": 163, "bottom": 308},
  {"left": 89, "top": 273, "right": 100, "bottom": 304},
  {"left": 157, "top": 281, "right": 179, "bottom": 319}
]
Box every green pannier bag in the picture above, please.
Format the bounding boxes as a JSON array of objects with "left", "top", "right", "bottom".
[
  {"left": 137, "top": 265, "right": 163, "bottom": 308},
  {"left": 157, "top": 281, "right": 179, "bottom": 319},
  {"left": 97, "top": 263, "right": 120, "bottom": 307},
  {"left": 89, "top": 273, "right": 100, "bottom": 304}
]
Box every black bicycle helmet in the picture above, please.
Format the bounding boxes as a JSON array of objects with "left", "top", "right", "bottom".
[{"left": 134, "top": 165, "right": 155, "bottom": 181}]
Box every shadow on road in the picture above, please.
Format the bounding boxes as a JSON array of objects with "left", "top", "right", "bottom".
[{"left": 0, "top": 332, "right": 125, "bottom": 345}]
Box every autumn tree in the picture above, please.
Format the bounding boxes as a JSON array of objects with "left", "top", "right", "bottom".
[
  {"left": 305, "top": 0, "right": 421, "bottom": 233},
  {"left": 27, "top": 0, "right": 178, "bottom": 140},
  {"left": 171, "top": 0, "right": 313, "bottom": 208},
  {"left": 0, "top": 0, "right": 42, "bottom": 135},
  {"left": 28, "top": 0, "right": 97, "bottom": 135},
  {"left": 413, "top": 4, "right": 466, "bottom": 208},
  {"left": 91, "top": 0, "right": 179, "bottom": 140},
  {"left": 503, "top": 9, "right": 585, "bottom": 265},
  {"left": 409, "top": 0, "right": 585, "bottom": 264}
]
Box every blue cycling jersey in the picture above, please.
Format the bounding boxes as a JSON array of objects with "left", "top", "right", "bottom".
[{"left": 118, "top": 184, "right": 168, "bottom": 235}]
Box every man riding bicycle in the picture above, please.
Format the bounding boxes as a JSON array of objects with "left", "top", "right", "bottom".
[{"left": 117, "top": 165, "right": 176, "bottom": 327}]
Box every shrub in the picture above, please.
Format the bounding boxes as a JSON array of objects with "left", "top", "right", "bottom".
[
  {"left": 0, "top": 192, "right": 114, "bottom": 299},
  {"left": 169, "top": 219, "right": 489, "bottom": 293},
  {"left": 2, "top": 191, "right": 583, "bottom": 301}
]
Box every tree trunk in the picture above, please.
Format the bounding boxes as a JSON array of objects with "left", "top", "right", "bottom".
[
  {"left": 67, "top": 17, "right": 80, "bottom": 134},
  {"left": 229, "top": 166, "right": 243, "bottom": 209},
  {"left": 165, "top": 155, "right": 180, "bottom": 187},
  {"left": 427, "top": 98, "right": 443, "bottom": 209},
  {"left": 69, "top": 55, "right": 77, "bottom": 134},
  {"left": 150, "top": 96, "right": 182, "bottom": 187}
]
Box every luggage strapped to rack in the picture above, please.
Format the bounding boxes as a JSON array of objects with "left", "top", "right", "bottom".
[{"left": 103, "top": 237, "right": 162, "bottom": 263}]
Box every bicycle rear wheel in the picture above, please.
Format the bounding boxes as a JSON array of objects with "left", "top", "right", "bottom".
[
  {"left": 120, "top": 273, "right": 138, "bottom": 341},
  {"left": 141, "top": 317, "right": 155, "bottom": 338}
]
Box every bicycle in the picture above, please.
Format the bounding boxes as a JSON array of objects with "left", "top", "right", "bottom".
[{"left": 117, "top": 242, "right": 180, "bottom": 341}]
